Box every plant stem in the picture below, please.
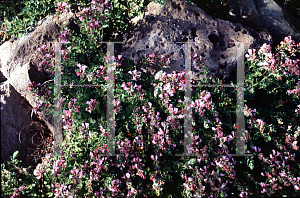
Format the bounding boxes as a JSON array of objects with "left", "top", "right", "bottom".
[{"left": 39, "top": 79, "right": 54, "bottom": 87}]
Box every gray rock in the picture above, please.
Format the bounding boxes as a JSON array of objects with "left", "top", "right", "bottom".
[
  {"left": 113, "top": 0, "right": 272, "bottom": 84},
  {"left": 0, "top": 4, "right": 83, "bottom": 166},
  {"left": 220, "top": 0, "right": 300, "bottom": 46},
  {"left": 1, "top": 77, "right": 37, "bottom": 167}
]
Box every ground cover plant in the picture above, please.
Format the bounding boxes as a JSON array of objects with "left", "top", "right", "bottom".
[{"left": 1, "top": 0, "right": 300, "bottom": 197}]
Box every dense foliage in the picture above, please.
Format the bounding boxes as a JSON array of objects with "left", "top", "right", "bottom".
[{"left": 1, "top": 0, "right": 300, "bottom": 197}]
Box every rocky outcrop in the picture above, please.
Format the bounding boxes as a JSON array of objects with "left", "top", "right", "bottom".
[
  {"left": 0, "top": 4, "right": 83, "bottom": 166},
  {"left": 109, "top": 0, "right": 272, "bottom": 85},
  {"left": 216, "top": 0, "right": 300, "bottom": 47},
  {"left": 1, "top": 76, "right": 37, "bottom": 167}
]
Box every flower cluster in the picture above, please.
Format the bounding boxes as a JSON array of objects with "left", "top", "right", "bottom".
[
  {"left": 78, "top": 7, "right": 96, "bottom": 20},
  {"left": 87, "top": 18, "right": 100, "bottom": 32},
  {"left": 148, "top": 53, "right": 157, "bottom": 64},
  {"left": 279, "top": 36, "right": 299, "bottom": 52},
  {"left": 287, "top": 81, "right": 300, "bottom": 96},
  {"left": 10, "top": 185, "right": 25, "bottom": 198},
  {"left": 191, "top": 90, "right": 213, "bottom": 117},
  {"left": 277, "top": 36, "right": 300, "bottom": 76},
  {"left": 149, "top": 171, "right": 165, "bottom": 196},
  {"left": 69, "top": 165, "right": 84, "bottom": 185},
  {"left": 182, "top": 129, "right": 239, "bottom": 197},
  {"left": 295, "top": 104, "right": 300, "bottom": 114},
  {"left": 258, "top": 43, "right": 272, "bottom": 56},
  {"left": 116, "top": 137, "right": 132, "bottom": 157},
  {"left": 159, "top": 54, "right": 171, "bottom": 65},
  {"left": 28, "top": 81, "right": 53, "bottom": 114},
  {"left": 33, "top": 163, "right": 44, "bottom": 180},
  {"left": 112, "top": 99, "right": 121, "bottom": 115},
  {"left": 51, "top": 182, "right": 72, "bottom": 198},
  {"left": 52, "top": 158, "right": 66, "bottom": 178},
  {"left": 128, "top": 69, "right": 141, "bottom": 81},
  {"left": 62, "top": 107, "right": 74, "bottom": 130},
  {"left": 36, "top": 27, "right": 71, "bottom": 73},
  {"left": 59, "top": 27, "right": 71, "bottom": 45},
  {"left": 145, "top": 52, "right": 173, "bottom": 68},
  {"left": 285, "top": 127, "right": 300, "bottom": 151},
  {"left": 38, "top": 60, "right": 51, "bottom": 72},
  {"left": 76, "top": 63, "right": 88, "bottom": 80},
  {"left": 245, "top": 48, "right": 257, "bottom": 62},
  {"left": 256, "top": 118, "right": 267, "bottom": 133},
  {"left": 86, "top": 99, "right": 97, "bottom": 113},
  {"left": 246, "top": 36, "right": 300, "bottom": 79},
  {"left": 77, "top": 0, "right": 112, "bottom": 33},
  {"left": 68, "top": 98, "right": 80, "bottom": 113},
  {"left": 56, "top": 2, "right": 67, "bottom": 13},
  {"left": 191, "top": 52, "right": 206, "bottom": 68},
  {"left": 93, "top": 65, "right": 107, "bottom": 80},
  {"left": 244, "top": 104, "right": 257, "bottom": 117},
  {"left": 257, "top": 43, "right": 279, "bottom": 74},
  {"left": 37, "top": 45, "right": 55, "bottom": 58},
  {"left": 108, "top": 179, "right": 122, "bottom": 195}
]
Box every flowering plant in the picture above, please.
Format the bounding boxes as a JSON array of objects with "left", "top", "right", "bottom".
[{"left": 1, "top": 1, "right": 300, "bottom": 198}]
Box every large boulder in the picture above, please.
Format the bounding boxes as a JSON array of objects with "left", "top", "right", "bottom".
[
  {"left": 216, "top": 0, "right": 300, "bottom": 47},
  {"left": 1, "top": 75, "right": 37, "bottom": 167},
  {"left": 0, "top": 4, "right": 84, "bottom": 166},
  {"left": 110, "top": 0, "right": 272, "bottom": 85}
]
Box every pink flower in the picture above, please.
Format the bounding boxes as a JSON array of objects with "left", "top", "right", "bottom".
[
  {"left": 19, "top": 186, "right": 25, "bottom": 191},
  {"left": 82, "top": 65, "right": 87, "bottom": 71},
  {"left": 259, "top": 43, "right": 271, "bottom": 55},
  {"left": 33, "top": 163, "right": 44, "bottom": 180},
  {"left": 150, "top": 155, "right": 158, "bottom": 161},
  {"left": 256, "top": 119, "right": 265, "bottom": 126},
  {"left": 279, "top": 171, "right": 287, "bottom": 178},
  {"left": 11, "top": 192, "right": 19, "bottom": 197},
  {"left": 149, "top": 53, "right": 155, "bottom": 58},
  {"left": 215, "top": 161, "right": 223, "bottom": 168},
  {"left": 261, "top": 188, "right": 267, "bottom": 194},
  {"left": 86, "top": 99, "right": 97, "bottom": 113}
]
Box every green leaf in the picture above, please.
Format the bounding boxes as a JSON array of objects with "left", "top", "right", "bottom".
[
  {"left": 12, "top": 151, "right": 19, "bottom": 159},
  {"left": 46, "top": 191, "right": 54, "bottom": 197},
  {"left": 204, "top": 120, "right": 209, "bottom": 129},
  {"left": 246, "top": 158, "right": 254, "bottom": 170},
  {"left": 186, "top": 158, "right": 196, "bottom": 165}
]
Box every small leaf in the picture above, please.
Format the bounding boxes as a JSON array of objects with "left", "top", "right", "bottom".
[{"left": 12, "top": 151, "right": 19, "bottom": 159}]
